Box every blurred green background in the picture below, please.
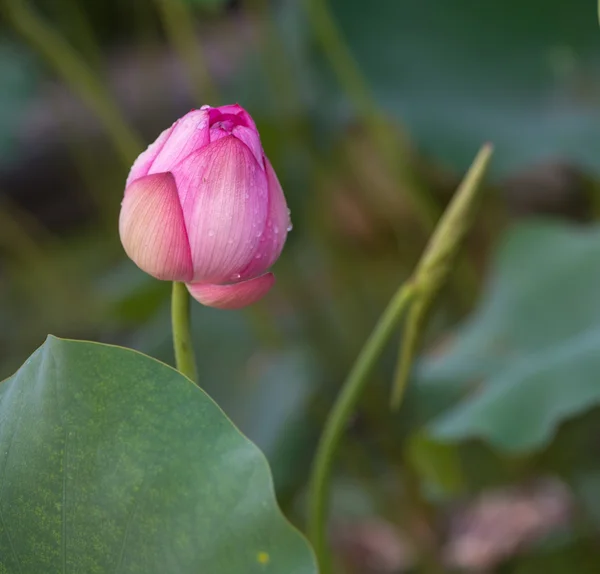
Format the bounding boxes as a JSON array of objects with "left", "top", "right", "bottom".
[{"left": 2, "top": 0, "right": 600, "bottom": 571}]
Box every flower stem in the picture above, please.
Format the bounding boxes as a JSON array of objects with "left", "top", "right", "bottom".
[
  {"left": 307, "top": 282, "right": 416, "bottom": 573},
  {"left": 171, "top": 282, "right": 198, "bottom": 383}
]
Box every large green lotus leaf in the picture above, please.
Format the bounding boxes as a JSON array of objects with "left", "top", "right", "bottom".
[
  {"left": 321, "top": 0, "right": 600, "bottom": 176},
  {"left": 0, "top": 336, "right": 317, "bottom": 574},
  {"left": 417, "top": 220, "right": 600, "bottom": 452},
  {"left": 99, "top": 271, "right": 321, "bottom": 500}
]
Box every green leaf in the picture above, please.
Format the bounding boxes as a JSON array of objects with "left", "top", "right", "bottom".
[
  {"left": 0, "top": 336, "right": 317, "bottom": 574},
  {"left": 419, "top": 220, "right": 600, "bottom": 452},
  {"left": 322, "top": 0, "right": 600, "bottom": 176}
]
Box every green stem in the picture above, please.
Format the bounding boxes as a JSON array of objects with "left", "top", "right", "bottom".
[
  {"left": 307, "top": 145, "right": 493, "bottom": 570},
  {"left": 171, "top": 282, "right": 198, "bottom": 383},
  {"left": 307, "top": 282, "right": 416, "bottom": 573},
  {"left": 2, "top": 0, "right": 143, "bottom": 166},
  {"left": 390, "top": 144, "right": 493, "bottom": 409},
  {"left": 154, "top": 0, "right": 219, "bottom": 105}
]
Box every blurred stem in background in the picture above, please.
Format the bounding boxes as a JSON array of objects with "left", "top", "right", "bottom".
[
  {"left": 153, "top": 0, "right": 219, "bottom": 106},
  {"left": 305, "top": 0, "right": 483, "bottom": 309},
  {"left": 46, "top": 0, "right": 125, "bottom": 223},
  {"left": 1, "top": 0, "right": 143, "bottom": 166},
  {"left": 51, "top": 0, "right": 104, "bottom": 72},
  {"left": 307, "top": 144, "right": 492, "bottom": 572},
  {"left": 54, "top": 99, "right": 123, "bottom": 225},
  {"left": 304, "top": 0, "right": 440, "bottom": 232},
  {"left": 171, "top": 282, "right": 198, "bottom": 384}
]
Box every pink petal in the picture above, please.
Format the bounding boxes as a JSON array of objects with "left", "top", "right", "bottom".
[
  {"left": 119, "top": 173, "right": 193, "bottom": 281},
  {"left": 171, "top": 136, "right": 269, "bottom": 283},
  {"left": 126, "top": 125, "right": 174, "bottom": 187},
  {"left": 231, "top": 125, "right": 263, "bottom": 166},
  {"left": 147, "top": 109, "right": 211, "bottom": 175},
  {"left": 186, "top": 273, "right": 275, "bottom": 309},
  {"left": 207, "top": 124, "right": 262, "bottom": 166},
  {"left": 238, "top": 156, "right": 290, "bottom": 280},
  {"left": 205, "top": 104, "right": 263, "bottom": 165},
  {"left": 207, "top": 104, "right": 257, "bottom": 132}
]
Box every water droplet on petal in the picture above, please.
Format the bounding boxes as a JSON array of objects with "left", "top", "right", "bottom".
[
  {"left": 231, "top": 273, "right": 241, "bottom": 280},
  {"left": 255, "top": 253, "right": 262, "bottom": 259},
  {"left": 244, "top": 192, "right": 250, "bottom": 200},
  {"left": 227, "top": 239, "right": 234, "bottom": 245},
  {"left": 273, "top": 225, "right": 279, "bottom": 234},
  {"left": 256, "top": 231, "right": 262, "bottom": 238},
  {"left": 287, "top": 208, "right": 291, "bottom": 215},
  {"left": 287, "top": 224, "right": 293, "bottom": 232},
  {"left": 208, "top": 229, "right": 215, "bottom": 237}
]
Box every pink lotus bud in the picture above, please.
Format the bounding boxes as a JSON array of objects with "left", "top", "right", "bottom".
[{"left": 119, "top": 104, "right": 291, "bottom": 309}]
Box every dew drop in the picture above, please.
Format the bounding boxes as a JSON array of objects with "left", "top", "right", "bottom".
[
  {"left": 256, "top": 231, "right": 262, "bottom": 238},
  {"left": 287, "top": 208, "right": 291, "bottom": 215},
  {"left": 207, "top": 229, "right": 215, "bottom": 237},
  {"left": 273, "top": 225, "right": 279, "bottom": 234},
  {"left": 231, "top": 273, "right": 241, "bottom": 280},
  {"left": 287, "top": 224, "right": 293, "bottom": 232},
  {"left": 255, "top": 253, "right": 262, "bottom": 259},
  {"left": 227, "top": 239, "right": 234, "bottom": 245},
  {"left": 244, "top": 192, "right": 250, "bottom": 200}
]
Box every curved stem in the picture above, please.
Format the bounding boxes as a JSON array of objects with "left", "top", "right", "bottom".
[
  {"left": 307, "top": 282, "right": 416, "bottom": 573},
  {"left": 171, "top": 282, "right": 198, "bottom": 383},
  {"left": 390, "top": 143, "right": 493, "bottom": 409}
]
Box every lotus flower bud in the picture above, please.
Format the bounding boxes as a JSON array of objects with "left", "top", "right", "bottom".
[{"left": 119, "top": 104, "right": 291, "bottom": 309}]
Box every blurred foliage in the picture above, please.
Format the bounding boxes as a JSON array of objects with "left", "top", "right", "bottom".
[
  {"left": 0, "top": 40, "right": 40, "bottom": 157},
  {"left": 423, "top": 221, "right": 600, "bottom": 452},
  {"left": 2, "top": 0, "right": 600, "bottom": 571},
  {"left": 322, "top": 0, "right": 600, "bottom": 176}
]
